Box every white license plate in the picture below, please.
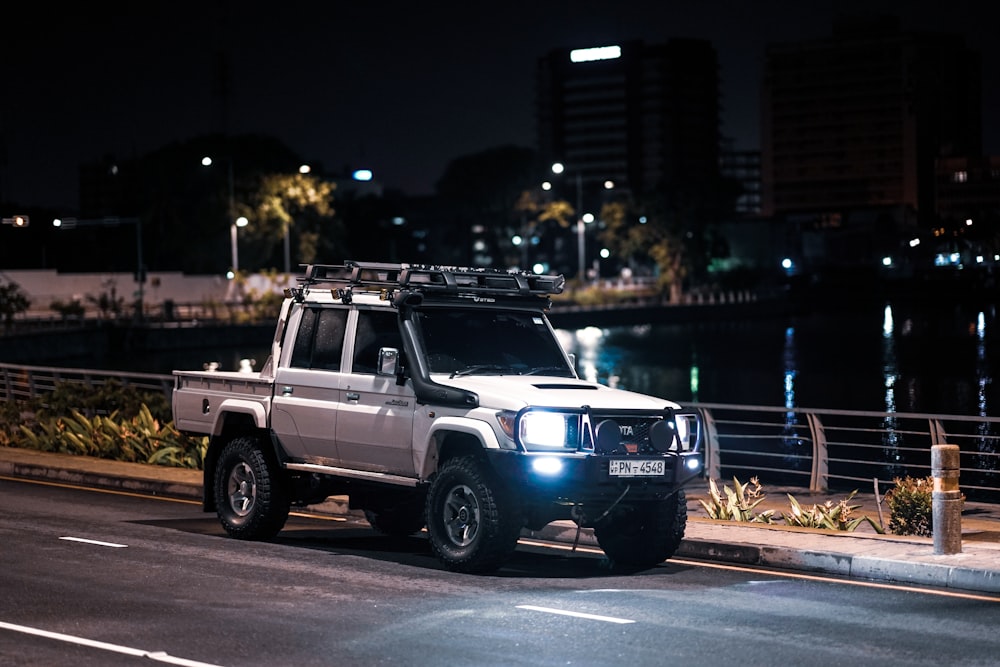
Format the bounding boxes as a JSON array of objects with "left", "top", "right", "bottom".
[{"left": 608, "top": 459, "right": 665, "bottom": 477}]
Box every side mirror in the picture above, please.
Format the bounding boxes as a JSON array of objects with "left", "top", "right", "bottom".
[{"left": 377, "top": 347, "right": 399, "bottom": 376}]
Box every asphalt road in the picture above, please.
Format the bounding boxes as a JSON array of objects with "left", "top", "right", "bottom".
[{"left": 2, "top": 478, "right": 999, "bottom": 667}]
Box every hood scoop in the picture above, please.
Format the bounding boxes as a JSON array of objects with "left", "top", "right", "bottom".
[{"left": 533, "top": 383, "right": 598, "bottom": 390}]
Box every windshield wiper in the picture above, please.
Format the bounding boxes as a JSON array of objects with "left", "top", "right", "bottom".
[
  {"left": 522, "top": 366, "right": 572, "bottom": 376},
  {"left": 450, "top": 364, "right": 513, "bottom": 378}
]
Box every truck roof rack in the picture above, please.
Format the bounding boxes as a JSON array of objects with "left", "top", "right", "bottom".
[{"left": 291, "top": 261, "right": 565, "bottom": 302}]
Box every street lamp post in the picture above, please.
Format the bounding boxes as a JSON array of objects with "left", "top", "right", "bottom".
[
  {"left": 230, "top": 216, "right": 249, "bottom": 277},
  {"left": 202, "top": 156, "right": 247, "bottom": 277},
  {"left": 52, "top": 216, "right": 144, "bottom": 319},
  {"left": 551, "top": 163, "right": 587, "bottom": 282}
]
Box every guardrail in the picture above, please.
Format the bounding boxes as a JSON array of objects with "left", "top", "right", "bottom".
[
  {"left": 0, "top": 362, "right": 174, "bottom": 402},
  {"left": 2, "top": 363, "right": 997, "bottom": 501},
  {"left": 691, "top": 402, "right": 1000, "bottom": 502}
]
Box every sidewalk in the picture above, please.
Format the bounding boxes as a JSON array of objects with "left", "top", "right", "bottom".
[{"left": 2, "top": 447, "right": 999, "bottom": 594}]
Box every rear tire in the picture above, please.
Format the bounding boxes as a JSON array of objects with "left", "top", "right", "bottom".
[
  {"left": 594, "top": 490, "right": 687, "bottom": 568},
  {"left": 425, "top": 456, "right": 521, "bottom": 573},
  {"left": 214, "top": 436, "right": 290, "bottom": 540}
]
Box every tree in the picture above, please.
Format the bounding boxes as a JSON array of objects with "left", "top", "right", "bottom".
[
  {"left": 245, "top": 172, "right": 340, "bottom": 271},
  {"left": 0, "top": 280, "right": 31, "bottom": 333},
  {"left": 598, "top": 169, "right": 743, "bottom": 300},
  {"left": 436, "top": 145, "right": 537, "bottom": 266}
]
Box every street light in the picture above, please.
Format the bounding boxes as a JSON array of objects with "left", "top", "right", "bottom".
[
  {"left": 201, "top": 156, "right": 247, "bottom": 277},
  {"left": 552, "top": 162, "right": 589, "bottom": 282},
  {"left": 280, "top": 164, "right": 313, "bottom": 274},
  {"left": 545, "top": 167, "right": 615, "bottom": 280},
  {"left": 229, "top": 216, "right": 249, "bottom": 279},
  {"left": 52, "top": 216, "right": 145, "bottom": 319},
  {"left": 2, "top": 215, "right": 30, "bottom": 227}
]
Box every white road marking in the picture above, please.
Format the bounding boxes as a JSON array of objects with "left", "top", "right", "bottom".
[
  {"left": 516, "top": 604, "right": 635, "bottom": 624},
  {"left": 0, "top": 621, "right": 223, "bottom": 666},
  {"left": 59, "top": 536, "right": 128, "bottom": 548}
]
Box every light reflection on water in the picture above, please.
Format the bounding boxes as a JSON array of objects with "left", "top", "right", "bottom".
[
  {"left": 553, "top": 300, "right": 1000, "bottom": 417},
  {"left": 112, "top": 300, "right": 1000, "bottom": 419}
]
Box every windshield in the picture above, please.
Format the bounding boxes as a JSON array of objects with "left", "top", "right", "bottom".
[{"left": 414, "top": 308, "right": 574, "bottom": 378}]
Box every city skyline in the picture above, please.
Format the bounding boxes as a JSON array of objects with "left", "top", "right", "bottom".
[{"left": 2, "top": 0, "right": 996, "bottom": 212}]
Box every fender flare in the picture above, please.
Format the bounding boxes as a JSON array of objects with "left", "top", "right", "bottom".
[
  {"left": 209, "top": 398, "right": 269, "bottom": 436},
  {"left": 418, "top": 416, "right": 503, "bottom": 479}
]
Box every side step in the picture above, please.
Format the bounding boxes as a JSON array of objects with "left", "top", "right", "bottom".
[{"left": 284, "top": 462, "right": 421, "bottom": 487}]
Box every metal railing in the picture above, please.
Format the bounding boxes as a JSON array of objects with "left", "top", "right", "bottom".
[
  {"left": 2, "top": 363, "right": 998, "bottom": 501},
  {"left": 0, "top": 363, "right": 174, "bottom": 402},
  {"left": 691, "top": 402, "right": 1000, "bottom": 501}
]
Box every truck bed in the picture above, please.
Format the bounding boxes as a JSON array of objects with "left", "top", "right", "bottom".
[{"left": 172, "top": 370, "right": 273, "bottom": 435}]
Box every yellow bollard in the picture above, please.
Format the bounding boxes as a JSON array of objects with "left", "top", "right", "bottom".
[{"left": 931, "top": 444, "right": 962, "bottom": 555}]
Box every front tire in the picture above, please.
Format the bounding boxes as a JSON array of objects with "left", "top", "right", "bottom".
[
  {"left": 425, "top": 456, "right": 521, "bottom": 573},
  {"left": 593, "top": 489, "right": 687, "bottom": 568},
  {"left": 214, "top": 436, "right": 290, "bottom": 540}
]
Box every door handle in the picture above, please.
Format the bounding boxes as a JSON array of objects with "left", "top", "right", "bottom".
[
  {"left": 346, "top": 392, "right": 360, "bottom": 401},
  {"left": 282, "top": 386, "right": 294, "bottom": 396}
]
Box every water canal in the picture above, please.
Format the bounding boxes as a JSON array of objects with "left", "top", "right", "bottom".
[{"left": 11, "top": 295, "right": 1000, "bottom": 418}]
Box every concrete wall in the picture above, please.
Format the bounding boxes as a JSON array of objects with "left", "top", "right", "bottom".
[{"left": 0, "top": 270, "right": 290, "bottom": 315}]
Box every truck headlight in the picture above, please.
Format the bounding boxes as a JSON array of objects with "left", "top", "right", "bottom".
[
  {"left": 497, "top": 410, "right": 571, "bottom": 449},
  {"left": 520, "top": 411, "right": 567, "bottom": 447}
]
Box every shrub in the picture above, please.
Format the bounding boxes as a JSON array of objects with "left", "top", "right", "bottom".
[
  {"left": 782, "top": 490, "right": 882, "bottom": 532},
  {"left": 699, "top": 476, "right": 776, "bottom": 523},
  {"left": 36, "top": 379, "right": 171, "bottom": 423},
  {"left": 883, "top": 476, "right": 939, "bottom": 537},
  {"left": 50, "top": 298, "right": 85, "bottom": 319},
  {"left": 16, "top": 405, "right": 206, "bottom": 469},
  {"left": 2, "top": 379, "right": 204, "bottom": 469}
]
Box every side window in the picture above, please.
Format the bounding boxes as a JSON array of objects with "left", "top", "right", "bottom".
[
  {"left": 290, "top": 307, "right": 347, "bottom": 370},
  {"left": 313, "top": 309, "right": 348, "bottom": 370},
  {"left": 352, "top": 310, "right": 402, "bottom": 374},
  {"left": 290, "top": 308, "right": 317, "bottom": 368}
]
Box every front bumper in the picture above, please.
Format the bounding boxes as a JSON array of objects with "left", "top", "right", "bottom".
[{"left": 487, "top": 448, "right": 703, "bottom": 507}]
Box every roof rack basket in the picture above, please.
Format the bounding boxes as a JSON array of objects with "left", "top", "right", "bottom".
[{"left": 296, "top": 261, "right": 565, "bottom": 298}]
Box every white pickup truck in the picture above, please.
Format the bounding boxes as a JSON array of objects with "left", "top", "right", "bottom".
[{"left": 172, "top": 261, "right": 703, "bottom": 573}]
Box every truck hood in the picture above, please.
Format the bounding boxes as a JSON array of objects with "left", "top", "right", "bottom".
[{"left": 432, "top": 374, "right": 681, "bottom": 412}]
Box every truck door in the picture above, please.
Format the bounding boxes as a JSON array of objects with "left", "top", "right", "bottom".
[
  {"left": 271, "top": 306, "right": 347, "bottom": 462},
  {"left": 336, "top": 308, "right": 417, "bottom": 476}
]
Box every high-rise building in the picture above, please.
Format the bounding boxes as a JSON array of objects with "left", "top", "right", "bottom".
[
  {"left": 536, "top": 39, "right": 720, "bottom": 211},
  {"left": 719, "top": 146, "right": 762, "bottom": 217},
  {"left": 761, "top": 15, "right": 981, "bottom": 227}
]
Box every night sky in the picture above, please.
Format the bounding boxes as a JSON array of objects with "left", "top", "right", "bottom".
[{"left": 2, "top": 0, "right": 996, "bottom": 212}]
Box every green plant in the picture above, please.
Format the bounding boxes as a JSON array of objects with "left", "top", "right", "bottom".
[
  {"left": 0, "top": 279, "right": 31, "bottom": 333},
  {"left": 699, "top": 476, "right": 776, "bottom": 523},
  {"left": 16, "top": 405, "right": 206, "bottom": 469},
  {"left": 86, "top": 279, "right": 126, "bottom": 320},
  {"left": 883, "top": 476, "right": 943, "bottom": 537},
  {"left": 50, "top": 298, "right": 85, "bottom": 319},
  {"left": 0, "top": 398, "right": 27, "bottom": 447},
  {"left": 36, "top": 379, "right": 171, "bottom": 423},
  {"left": 782, "top": 490, "right": 882, "bottom": 532}
]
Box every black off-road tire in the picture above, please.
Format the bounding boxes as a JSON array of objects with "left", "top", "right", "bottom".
[
  {"left": 593, "top": 489, "right": 687, "bottom": 568},
  {"left": 364, "top": 503, "right": 427, "bottom": 537},
  {"left": 214, "top": 436, "right": 291, "bottom": 540},
  {"left": 425, "top": 456, "right": 521, "bottom": 573}
]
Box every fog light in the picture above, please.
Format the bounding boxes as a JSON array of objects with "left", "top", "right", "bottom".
[
  {"left": 685, "top": 457, "right": 702, "bottom": 471},
  {"left": 531, "top": 457, "right": 564, "bottom": 476}
]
